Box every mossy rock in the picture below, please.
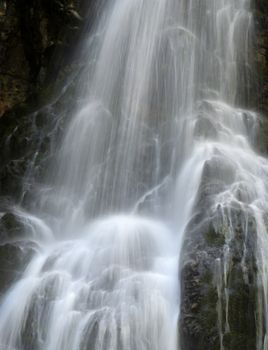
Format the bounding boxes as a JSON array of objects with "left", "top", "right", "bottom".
[
  {"left": 180, "top": 206, "right": 258, "bottom": 350},
  {"left": 205, "top": 223, "right": 225, "bottom": 247}
]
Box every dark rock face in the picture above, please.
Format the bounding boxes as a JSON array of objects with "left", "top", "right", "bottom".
[
  {"left": 0, "top": 240, "right": 38, "bottom": 295},
  {"left": 0, "top": 212, "right": 26, "bottom": 242},
  {"left": 0, "top": 210, "right": 41, "bottom": 295},
  {"left": 0, "top": 0, "right": 88, "bottom": 295},
  {"left": 254, "top": 0, "right": 268, "bottom": 116},
  {"left": 180, "top": 212, "right": 258, "bottom": 350},
  {"left": 179, "top": 161, "right": 258, "bottom": 350},
  {"left": 0, "top": 3, "right": 29, "bottom": 115},
  {"left": 253, "top": 1, "right": 268, "bottom": 155},
  {"left": 0, "top": 0, "right": 86, "bottom": 117},
  {"left": 0, "top": 0, "right": 88, "bottom": 204},
  {"left": 0, "top": 96, "right": 75, "bottom": 203}
]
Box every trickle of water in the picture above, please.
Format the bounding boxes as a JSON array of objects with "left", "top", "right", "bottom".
[
  {"left": 0, "top": 0, "right": 266, "bottom": 349},
  {"left": 0, "top": 216, "right": 178, "bottom": 350}
]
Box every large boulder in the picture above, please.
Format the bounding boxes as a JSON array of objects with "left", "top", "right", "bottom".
[
  {"left": 254, "top": 0, "right": 268, "bottom": 115},
  {"left": 0, "top": 240, "right": 39, "bottom": 295},
  {"left": 179, "top": 160, "right": 259, "bottom": 350}
]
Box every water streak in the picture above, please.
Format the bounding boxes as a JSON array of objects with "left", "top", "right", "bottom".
[{"left": 0, "top": 0, "right": 265, "bottom": 349}]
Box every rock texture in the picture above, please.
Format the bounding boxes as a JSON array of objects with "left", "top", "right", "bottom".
[
  {"left": 254, "top": 0, "right": 268, "bottom": 155},
  {"left": 0, "top": 0, "right": 88, "bottom": 295},
  {"left": 179, "top": 3, "right": 268, "bottom": 349},
  {"left": 254, "top": 0, "right": 268, "bottom": 116},
  {"left": 179, "top": 162, "right": 258, "bottom": 350},
  {"left": 0, "top": 0, "right": 267, "bottom": 349},
  {"left": 0, "top": 0, "right": 90, "bottom": 204},
  {"left": 0, "top": 0, "right": 86, "bottom": 116}
]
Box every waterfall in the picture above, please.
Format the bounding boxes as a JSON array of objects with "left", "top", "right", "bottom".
[{"left": 0, "top": 0, "right": 265, "bottom": 349}]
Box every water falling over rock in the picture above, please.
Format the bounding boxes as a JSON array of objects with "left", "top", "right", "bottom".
[{"left": 0, "top": 0, "right": 266, "bottom": 349}]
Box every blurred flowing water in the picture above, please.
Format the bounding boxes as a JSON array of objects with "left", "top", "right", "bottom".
[{"left": 0, "top": 0, "right": 266, "bottom": 349}]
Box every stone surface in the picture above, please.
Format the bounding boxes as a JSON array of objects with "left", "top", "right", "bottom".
[
  {"left": 179, "top": 6, "right": 268, "bottom": 348},
  {"left": 254, "top": 0, "right": 268, "bottom": 116},
  {"left": 0, "top": 0, "right": 87, "bottom": 203},
  {"left": 179, "top": 162, "right": 258, "bottom": 350},
  {"left": 0, "top": 0, "right": 85, "bottom": 117},
  {"left": 0, "top": 0, "right": 267, "bottom": 348},
  {"left": 0, "top": 0, "right": 87, "bottom": 296},
  {"left": 0, "top": 240, "right": 39, "bottom": 295}
]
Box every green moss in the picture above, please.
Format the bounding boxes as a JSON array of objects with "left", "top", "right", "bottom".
[
  {"left": 205, "top": 223, "right": 225, "bottom": 247},
  {"left": 201, "top": 269, "right": 213, "bottom": 284},
  {"left": 180, "top": 206, "right": 258, "bottom": 350}
]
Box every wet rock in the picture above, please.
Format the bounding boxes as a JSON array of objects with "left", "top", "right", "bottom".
[
  {"left": 180, "top": 205, "right": 258, "bottom": 350},
  {"left": 0, "top": 240, "right": 38, "bottom": 295},
  {"left": 0, "top": 0, "right": 84, "bottom": 117},
  {"left": 180, "top": 157, "right": 258, "bottom": 350},
  {"left": 0, "top": 0, "right": 89, "bottom": 205},
  {"left": 250, "top": 1, "right": 268, "bottom": 156},
  {"left": 0, "top": 77, "right": 79, "bottom": 202},
  {"left": 0, "top": 212, "right": 26, "bottom": 242},
  {"left": 194, "top": 117, "right": 218, "bottom": 139},
  {"left": 253, "top": 0, "right": 268, "bottom": 116}
]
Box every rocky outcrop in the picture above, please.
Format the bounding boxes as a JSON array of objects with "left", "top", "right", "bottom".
[
  {"left": 0, "top": 240, "right": 38, "bottom": 295},
  {"left": 254, "top": 0, "right": 268, "bottom": 115},
  {"left": 180, "top": 5, "right": 268, "bottom": 348},
  {"left": 0, "top": 208, "right": 40, "bottom": 295},
  {"left": 179, "top": 160, "right": 259, "bottom": 350},
  {"left": 0, "top": 0, "right": 90, "bottom": 204},
  {"left": 180, "top": 223, "right": 258, "bottom": 350},
  {"left": 253, "top": 1, "right": 268, "bottom": 155},
  {"left": 0, "top": 0, "right": 88, "bottom": 294},
  {"left": 180, "top": 210, "right": 258, "bottom": 350},
  {"left": 0, "top": 0, "right": 86, "bottom": 117}
]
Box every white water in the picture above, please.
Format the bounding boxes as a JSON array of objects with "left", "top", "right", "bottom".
[{"left": 0, "top": 0, "right": 266, "bottom": 349}]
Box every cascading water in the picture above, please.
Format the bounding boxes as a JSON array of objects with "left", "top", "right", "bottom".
[{"left": 0, "top": 0, "right": 265, "bottom": 349}]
